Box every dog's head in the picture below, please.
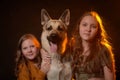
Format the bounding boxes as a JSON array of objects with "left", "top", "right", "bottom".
[{"left": 41, "top": 9, "right": 70, "bottom": 54}]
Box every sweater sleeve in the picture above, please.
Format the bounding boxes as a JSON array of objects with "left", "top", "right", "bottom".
[
  {"left": 100, "top": 46, "right": 115, "bottom": 72},
  {"left": 17, "top": 62, "right": 46, "bottom": 80},
  {"left": 17, "top": 64, "right": 30, "bottom": 80},
  {"left": 37, "top": 70, "right": 46, "bottom": 80}
]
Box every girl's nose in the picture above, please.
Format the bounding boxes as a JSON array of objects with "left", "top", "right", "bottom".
[
  {"left": 28, "top": 47, "right": 32, "bottom": 52},
  {"left": 87, "top": 26, "right": 91, "bottom": 32}
]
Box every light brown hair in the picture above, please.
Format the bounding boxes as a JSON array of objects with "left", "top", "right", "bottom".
[{"left": 71, "top": 11, "right": 115, "bottom": 78}]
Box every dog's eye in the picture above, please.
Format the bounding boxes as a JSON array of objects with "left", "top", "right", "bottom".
[
  {"left": 58, "top": 26, "right": 64, "bottom": 31},
  {"left": 47, "top": 26, "right": 52, "bottom": 31}
]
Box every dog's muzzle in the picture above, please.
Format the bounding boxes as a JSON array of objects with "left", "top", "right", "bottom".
[{"left": 47, "top": 33, "right": 61, "bottom": 44}]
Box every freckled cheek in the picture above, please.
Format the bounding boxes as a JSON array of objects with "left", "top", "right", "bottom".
[
  {"left": 33, "top": 48, "right": 39, "bottom": 55},
  {"left": 95, "top": 29, "right": 98, "bottom": 34},
  {"left": 79, "top": 32, "right": 84, "bottom": 39},
  {"left": 21, "top": 50, "right": 27, "bottom": 55},
  {"left": 79, "top": 28, "right": 84, "bottom": 36},
  {"left": 22, "top": 51, "right": 28, "bottom": 57},
  {"left": 92, "top": 30, "right": 98, "bottom": 37}
]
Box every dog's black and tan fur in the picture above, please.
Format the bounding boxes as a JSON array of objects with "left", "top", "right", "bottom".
[{"left": 41, "top": 9, "right": 72, "bottom": 80}]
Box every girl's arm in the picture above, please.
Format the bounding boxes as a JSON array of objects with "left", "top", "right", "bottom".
[{"left": 104, "top": 66, "right": 115, "bottom": 80}]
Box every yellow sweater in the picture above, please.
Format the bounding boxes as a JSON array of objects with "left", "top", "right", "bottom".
[{"left": 18, "top": 61, "right": 45, "bottom": 80}]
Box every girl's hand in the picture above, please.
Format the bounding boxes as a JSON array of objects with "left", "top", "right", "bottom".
[
  {"left": 41, "top": 49, "right": 51, "bottom": 61},
  {"left": 40, "top": 49, "right": 51, "bottom": 73},
  {"left": 40, "top": 60, "right": 51, "bottom": 74}
]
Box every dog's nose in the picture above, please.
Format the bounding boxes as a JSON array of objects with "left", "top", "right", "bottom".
[
  {"left": 47, "top": 33, "right": 61, "bottom": 44},
  {"left": 51, "top": 33, "right": 58, "bottom": 39}
]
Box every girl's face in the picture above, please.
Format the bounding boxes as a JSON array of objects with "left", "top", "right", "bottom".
[
  {"left": 21, "top": 39, "right": 39, "bottom": 60},
  {"left": 79, "top": 15, "right": 98, "bottom": 42}
]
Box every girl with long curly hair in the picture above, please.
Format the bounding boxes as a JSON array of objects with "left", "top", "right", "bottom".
[{"left": 71, "top": 11, "right": 116, "bottom": 80}]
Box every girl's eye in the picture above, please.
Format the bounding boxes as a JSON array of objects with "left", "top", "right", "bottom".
[
  {"left": 82, "top": 23, "right": 87, "bottom": 27},
  {"left": 91, "top": 25, "right": 97, "bottom": 28},
  {"left": 31, "top": 45, "right": 35, "bottom": 48},
  {"left": 22, "top": 47, "right": 27, "bottom": 50}
]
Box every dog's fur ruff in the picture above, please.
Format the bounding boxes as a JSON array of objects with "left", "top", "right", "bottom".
[{"left": 41, "top": 9, "right": 72, "bottom": 80}]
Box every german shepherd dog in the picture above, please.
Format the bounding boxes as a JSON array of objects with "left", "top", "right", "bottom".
[{"left": 41, "top": 9, "right": 72, "bottom": 80}]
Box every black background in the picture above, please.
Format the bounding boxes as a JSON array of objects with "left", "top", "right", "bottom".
[{"left": 1, "top": 0, "right": 120, "bottom": 79}]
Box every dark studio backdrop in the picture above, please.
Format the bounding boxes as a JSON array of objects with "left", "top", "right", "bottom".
[{"left": 1, "top": 0, "right": 120, "bottom": 80}]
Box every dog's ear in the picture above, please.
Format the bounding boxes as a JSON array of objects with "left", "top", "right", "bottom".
[
  {"left": 59, "top": 9, "right": 70, "bottom": 26},
  {"left": 41, "top": 9, "right": 51, "bottom": 25}
]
